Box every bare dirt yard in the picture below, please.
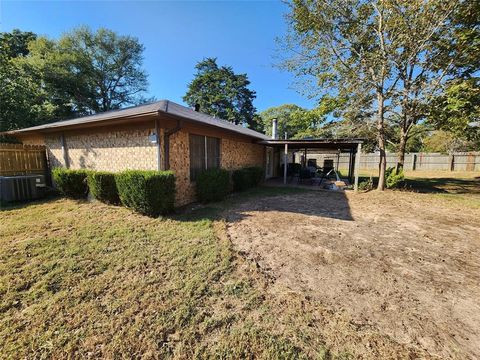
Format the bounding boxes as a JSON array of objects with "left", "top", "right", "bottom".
[{"left": 226, "top": 189, "right": 480, "bottom": 359}]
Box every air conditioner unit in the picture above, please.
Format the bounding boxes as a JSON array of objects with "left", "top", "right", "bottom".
[{"left": 0, "top": 175, "right": 46, "bottom": 202}]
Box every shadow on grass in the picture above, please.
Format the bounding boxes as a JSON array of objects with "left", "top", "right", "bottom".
[
  {"left": 173, "top": 185, "right": 354, "bottom": 223},
  {"left": 357, "top": 174, "right": 480, "bottom": 195},
  {"left": 0, "top": 193, "right": 62, "bottom": 212},
  {"left": 405, "top": 177, "right": 480, "bottom": 194}
]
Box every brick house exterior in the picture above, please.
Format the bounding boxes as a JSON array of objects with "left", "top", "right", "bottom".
[{"left": 8, "top": 100, "right": 268, "bottom": 206}]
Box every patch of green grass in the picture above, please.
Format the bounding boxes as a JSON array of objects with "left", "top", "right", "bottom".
[{"left": 0, "top": 197, "right": 333, "bottom": 359}]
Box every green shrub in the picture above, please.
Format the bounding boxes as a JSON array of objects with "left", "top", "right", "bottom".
[
  {"left": 232, "top": 166, "right": 264, "bottom": 192},
  {"left": 87, "top": 171, "right": 119, "bottom": 204},
  {"left": 386, "top": 167, "right": 405, "bottom": 189},
  {"left": 232, "top": 169, "right": 250, "bottom": 192},
  {"left": 51, "top": 168, "right": 89, "bottom": 199},
  {"left": 245, "top": 166, "right": 264, "bottom": 186},
  {"left": 115, "top": 170, "right": 175, "bottom": 216},
  {"left": 196, "top": 168, "right": 230, "bottom": 203},
  {"left": 358, "top": 177, "right": 374, "bottom": 191}
]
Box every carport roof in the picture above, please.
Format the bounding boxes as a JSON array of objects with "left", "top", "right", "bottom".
[{"left": 258, "top": 138, "right": 364, "bottom": 150}]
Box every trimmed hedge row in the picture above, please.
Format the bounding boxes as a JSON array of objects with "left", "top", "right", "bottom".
[
  {"left": 196, "top": 168, "right": 230, "bottom": 203},
  {"left": 87, "top": 171, "right": 119, "bottom": 204},
  {"left": 52, "top": 164, "right": 264, "bottom": 210},
  {"left": 195, "top": 166, "right": 264, "bottom": 202},
  {"left": 52, "top": 168, "right": 89, "bottom": 199},
  {"left": 232, "top": 166, "right": 264, "bottom": 192},
  {"left": 51, "top": 168, "right": 175, "bottom": 216},
  {"left": 115, "top": 170, "right": 175, "bottom": 216}
]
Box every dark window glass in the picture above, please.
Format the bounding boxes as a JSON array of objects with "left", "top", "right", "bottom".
[{"left": 189, "top": 134, "right": 220, "bottom": 181}]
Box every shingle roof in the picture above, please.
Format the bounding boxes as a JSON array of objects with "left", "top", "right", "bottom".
[{"left": 5, "top": 100, "right": 270, "bottom": 140}]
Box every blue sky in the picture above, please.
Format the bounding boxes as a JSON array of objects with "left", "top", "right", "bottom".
[{"left": 0, "top": 0, "right": 316, "bottom": 112}]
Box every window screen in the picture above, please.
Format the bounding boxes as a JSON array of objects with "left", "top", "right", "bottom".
[{"left": 189, "top": 134, "right": 220, "bottom": 181}]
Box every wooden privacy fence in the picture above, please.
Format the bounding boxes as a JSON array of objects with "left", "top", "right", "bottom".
[
  {"left": 0, "top": 143, "right": 48, "bottom": 176},
  {"left": 295, "top": 151, "right": 480, "bottom": 172}
]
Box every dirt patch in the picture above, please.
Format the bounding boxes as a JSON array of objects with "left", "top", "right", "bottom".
[{"left": 225, "top": 190, "right": 480, "bottom": 359}]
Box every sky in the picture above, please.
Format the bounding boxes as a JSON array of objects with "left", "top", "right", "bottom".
[{"left": 0, "top": 0, "right": 317, "bottom": 112}]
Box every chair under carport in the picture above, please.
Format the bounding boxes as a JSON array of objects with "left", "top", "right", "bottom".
[{"left": 258, "top": 138, "right": 363, "bottom": 191}]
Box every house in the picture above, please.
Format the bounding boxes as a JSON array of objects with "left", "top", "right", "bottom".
[
  {"left": 5, "top": 100, "right": 363, "bottom": 206},
  {"left": 7, "top": 100, "right": 269, "bottom": 206}
]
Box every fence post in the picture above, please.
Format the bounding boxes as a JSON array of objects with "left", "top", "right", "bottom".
[
  {"left": 449, "top": 154, "right": 455, "bottom": 171},
  {"left": 412, "top": 154, "right": 417, "bottom": 171}
]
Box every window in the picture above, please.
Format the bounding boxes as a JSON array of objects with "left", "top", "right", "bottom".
[{"left": 189, "top": 134, "right": 220, "bottom": 181}]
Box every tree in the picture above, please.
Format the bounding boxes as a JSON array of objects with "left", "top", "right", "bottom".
[
  {"left": 29, "top": 27, "right": 149, "bottom": 115},
  {"left": 428, "top": 1, "right": 480, "bottom": 150},
  {"left": 259, "top": 104, "right": 305, "bottom": 138},
  {"left": 429, "top": 78, "right": 480, "bottom": 148},
  {"left": 282, "top": 0, "right": 400, "bottom": 190},
  {"left": 282, "top": 0, "right": 466, "bottom": 187},
  {"left": 0, "top": 29, "right": 58, "bottom": 133},
  {"left": 0, "top": 29, "right": 36, "bottom": 58},
  {"left": 422, "top": 130, "right": 477, "bottom": 153},
  {"left": 386, "top": 0, "right": 461, "bottom": 172},
  {"left": 183, "top": 58, "right": 260, "bottom": 130},
  {"left": 1, "top": 27, "right": 150, "bottom": 132}
]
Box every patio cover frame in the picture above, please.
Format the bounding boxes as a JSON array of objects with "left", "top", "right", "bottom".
[{"left": 257, "top": 138, "right": 364, "bottom": 191}]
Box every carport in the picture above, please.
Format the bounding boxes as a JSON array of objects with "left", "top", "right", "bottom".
[{"left": 258, "top": 138, "right": 364, "bottom": 191}]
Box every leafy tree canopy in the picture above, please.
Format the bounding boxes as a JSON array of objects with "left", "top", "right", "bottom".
[
  {"left": 428, "top": 78, "right": 480, "bottom": 147},
  {"left": 183, "top": 58, "right": 260, "bottom": 131},
  {"left": 0, "top": 27, "right": 149, "bottom": 132}
]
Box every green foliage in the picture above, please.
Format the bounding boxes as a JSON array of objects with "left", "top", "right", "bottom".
[
  {"left": 259, "top": 104, "right": 306, "bottom": 138},
  {"left": 115, "top": 170, "right": 175, "bottom": 216},
  {"left": 385, "top": 167, "right": 405, "bottom": 189},
  {"left": 183, "top": 58, "right": 260, "bottom": 131},
  {"left": 51, "top": 168, "right": 89, "bottom": 199},
  {"left": 246, "top": 166, "right": 264, "bottom": 186},
  {"left": 429, "top": 78, "right": 480, "bottom": 148},
  {"left": 0, "top": 30, "right": 59, "bottom": 132},
  {"left": 421, "top": 130, "right": 477, "bottom": 154},
  {"left": 358, "top": 177, "right": 374, "bottom": 191},
  {"left": 0, "top": 29, "right": 36, "bottom": 58},
  {"left": 232, "top": 166, "right": 264, "bottom": 192},
  {"left": 86, "top": 171, "right": 119, "bottom": 205},
  {"left": 195, "top": 168, "right": 230, "bottom": 203},
  {"left": 259, "top": 98, "right": 343, "bottom": 140},
  {"left": 0, "top": 26, "right": 149, "bottom": 132}
]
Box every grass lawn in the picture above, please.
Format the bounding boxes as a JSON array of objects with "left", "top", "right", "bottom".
[
  {"left": 353, "top": 169, "right": 480, "bottom": 208},
  {"left": 0, "top": 188, "right": 334, "bottom": 359}
]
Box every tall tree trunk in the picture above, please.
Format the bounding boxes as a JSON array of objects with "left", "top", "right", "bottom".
[
  {"left": 396, "top": 127, "right": 407, "bottom": 174},
  {"left": 376, "top": 92, "right": 387, "bottom": 191}
]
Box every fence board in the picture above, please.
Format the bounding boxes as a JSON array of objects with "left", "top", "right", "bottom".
[
  {"left": 0, "top": 144, "right": 47, "bottom": 176},
  {"left": 293, "top": 151, "right": 480, "bottom": 172}
]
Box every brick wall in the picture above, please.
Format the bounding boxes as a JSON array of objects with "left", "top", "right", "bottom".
[
  {"left": 221, "top": 138, "right": 265, "bottom": 169},
  {"left": 45, "top": 128, "right": 160, "bottom": 172},
  {"left": 168, "top": 130, "right": 195, "bottom": 206}
]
